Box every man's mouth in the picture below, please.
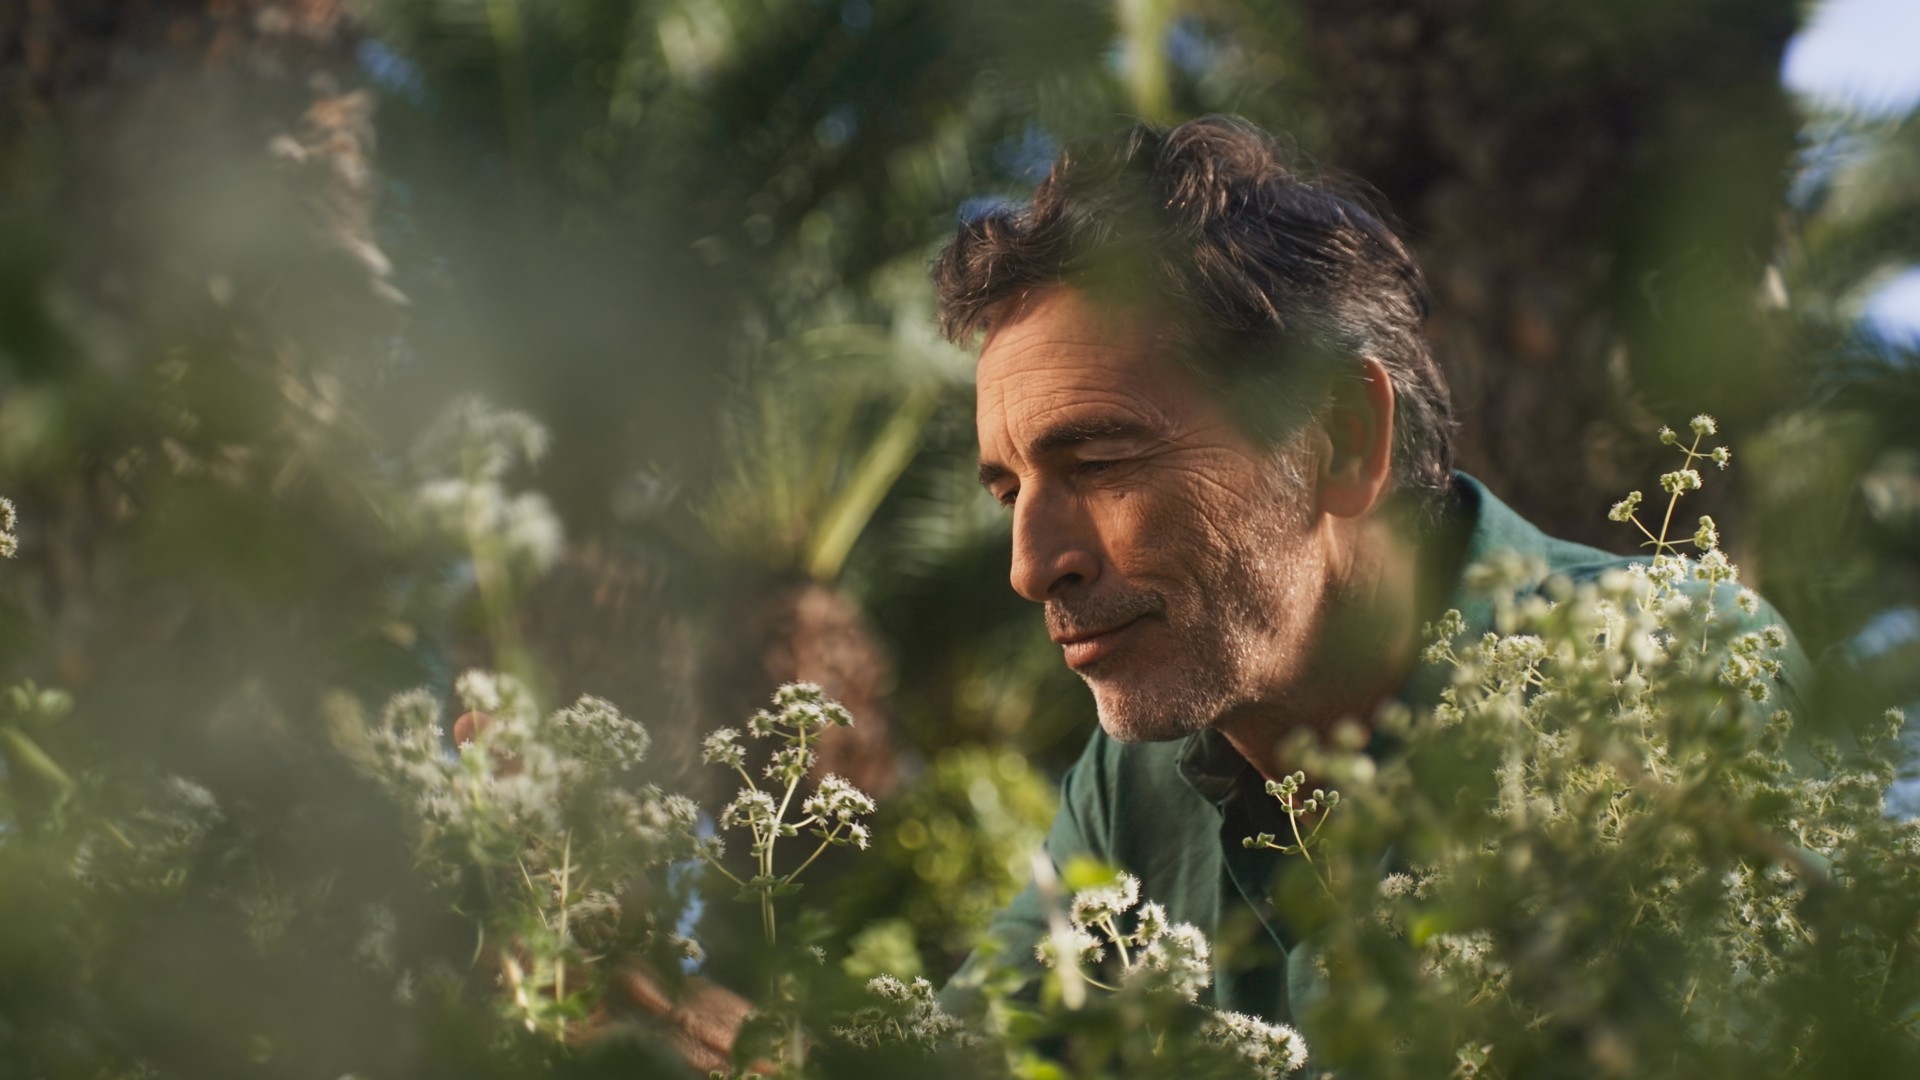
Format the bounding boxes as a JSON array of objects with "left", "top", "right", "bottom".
[{"left": 1054, "top": 617, "right": 1145, "bottom": 671}]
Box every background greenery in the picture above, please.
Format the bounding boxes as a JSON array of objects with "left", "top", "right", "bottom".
[{"left": 1, "top": 0, "right": 1916, "bottom": 1076}]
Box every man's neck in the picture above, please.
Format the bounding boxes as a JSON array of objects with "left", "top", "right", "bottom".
[{"left": 1217, "top": 494, "right": 1469, "bottom": 782}]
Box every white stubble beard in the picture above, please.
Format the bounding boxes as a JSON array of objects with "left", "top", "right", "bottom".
[{"left": 1084, "top": 458, "right": 1328, "bottom": 743}]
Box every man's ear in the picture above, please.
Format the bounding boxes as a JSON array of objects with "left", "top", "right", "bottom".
[{"left": 1318, "top": 356, "right": 1396, "bottom": 519}]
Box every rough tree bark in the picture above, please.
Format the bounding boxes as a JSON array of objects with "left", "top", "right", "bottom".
[{"left": 1215, "top": 0, "right": 1802, "bottom": 547}]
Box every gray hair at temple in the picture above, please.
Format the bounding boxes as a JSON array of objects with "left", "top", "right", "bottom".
[{"left": 932, "top": 115, "right": 1455, "bottom": 515}]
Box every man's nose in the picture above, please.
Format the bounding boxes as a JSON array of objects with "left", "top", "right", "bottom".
[{"left": 1009, "top": 487, "right": 1100, "bottom": 602}]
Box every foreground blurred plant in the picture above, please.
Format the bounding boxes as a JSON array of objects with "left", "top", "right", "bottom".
[
  {"left": 1029, "top": 868, "right": 1313, "bottom": 1068},
  {"left": 1283, "top": 422, "right": 1920, "bottom": 1078},
  {"left": 832, "top": 746, "right": 1056, "bottom": 978},
  {"left": 359, "top": 671, "right": 699, "bottom": 1039},
  {"left": 411, "top": 397, "right": 565, "bottom": 684}
]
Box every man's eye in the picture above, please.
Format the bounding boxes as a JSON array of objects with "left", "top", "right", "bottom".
[{"left": 1076, "top": 459, "right": 1119, "bottom": 476}]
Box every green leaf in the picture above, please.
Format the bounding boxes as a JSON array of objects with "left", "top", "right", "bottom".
[
  {"left": 1061, "top": 855, "right": 1124, "bottom": 894},
  {"left": 1410, "top": 911, "right": 1454, "bottom": 948},
  {"left": 1, "top": 726, "right": 76, "bottom": 793}
]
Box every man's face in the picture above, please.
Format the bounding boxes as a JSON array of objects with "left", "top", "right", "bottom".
[{"left": 975, "top": 288, "right": 1335, "bottom": 741}]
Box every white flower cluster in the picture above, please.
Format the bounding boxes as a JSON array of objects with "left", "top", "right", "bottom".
[
  {"left": 802, "top": 773, "right": 877, "bottom": 850},
  {"left": 701, "top": 727, "right": 744, "bottom": 768},
  {"left": 548, "top": 694, "right": 651, "bottom": 771},
  {"left": 411, "top": 396, "right": 563, "bottom": 575},
  {"left": 1037, "top": 873, "right": 1214, "bottom": 1002},
  {"left": 831, "top": 975, "right": 979, "bottom": 1051},
  {"left": 749, "top": 681, "right": 856, "bottom": 737},
  {"left": 1202, "top": 1009, "right": 1310, "bottom": 1078},
  {"left": 364, "top": 671, "right": 692, "bottom": 889},
  {"left": 1068, "top": 868, "right": 1140, "bottom": 927},
  {"left": 0, "top": 494, "right": 17, "bottom": 558},
  {"left": 720, "top": 788, "right": 778, "bottom": 832},
  {"left": 698, "top": 682, "right": 869, "bottom": 944},
  {"left": 1364, "top": 421, "right": 1920, "bottom": 1070},
  {"left": 358, "top": 671, "right": 700, "bottom": 1040}
]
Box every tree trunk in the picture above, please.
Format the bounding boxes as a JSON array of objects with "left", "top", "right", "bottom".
[{"left": 1223, "top": 0, "right": 1803, "bottom": 547}]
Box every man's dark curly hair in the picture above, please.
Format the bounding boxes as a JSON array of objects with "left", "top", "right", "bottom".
[{"left": 932, "top": 115, "right": 1454, "bottom": 511}]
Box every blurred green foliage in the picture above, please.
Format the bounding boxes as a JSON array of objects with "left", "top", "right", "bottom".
[
  {"left": 1, "top": 0, "right": 1917, "bottom": 1076},
  {"left": 833, "top": 746, "right": 1056, "bottom": 979}
]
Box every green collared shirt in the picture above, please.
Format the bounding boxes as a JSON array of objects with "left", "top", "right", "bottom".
[{"left": 944, "top": 473, "right": 1805, "bottom": 1023}]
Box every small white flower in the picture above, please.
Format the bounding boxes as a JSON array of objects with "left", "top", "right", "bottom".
[
  {"left": 720, "top": 789, "right": 777, "bottom": 830},
  {"left": 0, "top": 495, "right": 18, "bottom": 558},
  {"left": 1660, "top": 468, "right": 1703, "bottom": 495},
  {"left": 549, "top": 695, "right": 649, "bottom": 769},
  {"left": 671, "top": 933, "right": 705, "bottom": 964},
  {"left": 502, "top": 491, "right": 564, "bottom": 572},
  {"left": 1035, "top": 926, "right": 1106, "bottom": 969},
  {"left": 1069, "top": 872, "right": 1141, "bottom": 928},
  {"left": 1132, "top": 901, "right": 1169, "bottom": 943},
  {"left": 702, "top": 728, "right": 746, "bottom": 767},
  {"left": 1607, "top": 491, "right": 1643, "bottom": 523},
  {"left": 454, "top": 669, "right": 506, "bottom": 714},
  {"left": 802, "top": 774, "right": 876, "bottom": 826},
  {"left": 1380, "top": 872, "right": 1417, "bottom": 899},
  {"left": 765, "top": 744, "right": 816, "bottom": 782},
  {"left": 1138, "top": 921, "right": 1213, "bottom": 1000},
  {"left": 1204, "top": 1010, "right": 1309, "bottom": 1076},
  {"left": 1693, "top": 549, "right": 1737, "bottom": 585},
  {"left": 1693, "top": 515, "right": 1719, "bottom": 552}
]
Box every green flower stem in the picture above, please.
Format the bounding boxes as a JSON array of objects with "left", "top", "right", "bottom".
[
  {"left": 762, "top": 746, "right": 809, "bottom": 945},
  {"left": 1283, "top": 798, "right": 1334, "bottom": 898},
  {"left": 701, "top": 854, "right": 746, "bottom": 887},
  {"left": 1655, "top": 432, "right": 1706, "bottom": 554},
  {"left": 1099, "top": 915, "right": 1132, "bottom": 969},
  {"left": 782, "top": 828, "right": 838, "bottom": 885},
  {"left": 1625, "top": 513, "right": 1663, "bottom": 551}
]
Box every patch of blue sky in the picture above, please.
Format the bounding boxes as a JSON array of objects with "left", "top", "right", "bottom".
[
  {"left": 1783, "top": 0, "right": 1920, "bottom": 351},
  {"left": 1861, "top": 267, "right": 1920, "bottom": 350},
  {"left": 1782, "top": 0, "right": 1920, "bottom": 119},
  {"left": 957, "top": 195, "right": 1018, "bottom": 224},
  {"left": 672, "top": 813, "right": 718, "bottom": 972},
  {"left": 996, "top": 122, "right": 1056, "bottom": 184},
  {"left": 358, "top": 39, "right": 430, "bottom": 108},
  {"left": 1850, "top": 606, "right": 1920, "bottom": 662},
  {"left": 1165, "top": 16, "right": 1219, "bottom": 79}
]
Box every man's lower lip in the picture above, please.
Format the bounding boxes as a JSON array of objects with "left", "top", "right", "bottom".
[{"left": 1061, "top": 620, "right": 1141, "bottom": 669}]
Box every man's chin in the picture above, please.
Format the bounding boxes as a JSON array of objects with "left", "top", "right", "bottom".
[{"left": 1090, "top": 687, "right": 1210, "bottom": 743}]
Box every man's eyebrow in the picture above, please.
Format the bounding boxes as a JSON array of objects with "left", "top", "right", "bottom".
[
  {"left": 1030, "top": 416, "right": 1159, "bottom": 455},
  {"left": 977, "top": 417, "right": 1163, "bottom": 490}
]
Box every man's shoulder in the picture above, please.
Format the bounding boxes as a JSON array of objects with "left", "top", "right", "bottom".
[
  {"left": 1455, "top": 473, "right": 1630, "bottom": 582},
  {"left": 1454, "top": 472, "right": 1813, "bottom": 717}
]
